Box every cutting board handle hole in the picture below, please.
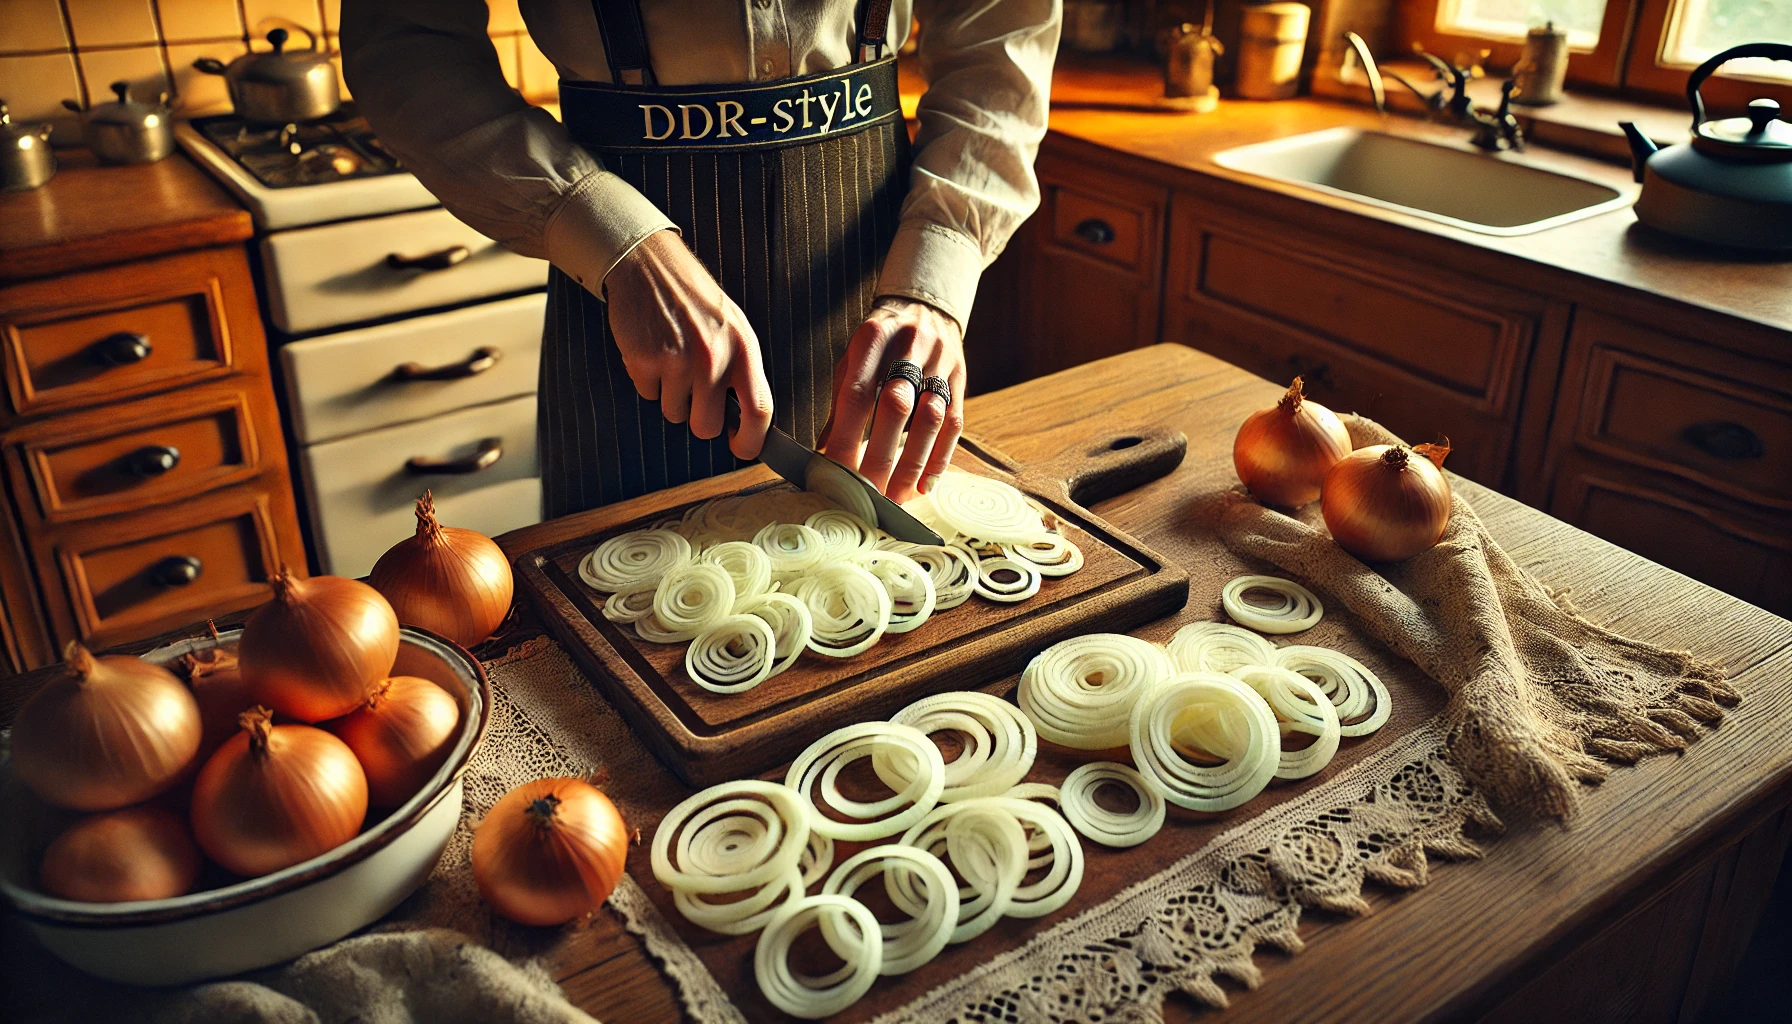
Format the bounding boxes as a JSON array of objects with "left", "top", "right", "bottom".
[{"left": 1108, "top": 436, "right": 1143, "bottom": 451}]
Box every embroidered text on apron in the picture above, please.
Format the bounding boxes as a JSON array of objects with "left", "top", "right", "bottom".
[{"left": 540, "top": 0, "right": 908, "bottom": 517}]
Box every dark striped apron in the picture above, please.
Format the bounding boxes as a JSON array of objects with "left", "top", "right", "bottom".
[{"left": 540, "top": 0, "right": 908, "bottom": 517}]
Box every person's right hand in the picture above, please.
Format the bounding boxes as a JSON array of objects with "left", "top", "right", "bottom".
[{"left": 603, "top": 229, "right": 772, "bottom": 460}]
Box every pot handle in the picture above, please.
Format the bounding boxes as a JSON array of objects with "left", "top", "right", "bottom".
[{"left": 1687, "top": 43, "right": 1792, "bottom": 129}]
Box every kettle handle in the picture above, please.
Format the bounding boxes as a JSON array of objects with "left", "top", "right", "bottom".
[{"left": 1687, "top": 43, "right": 1792, "bottom": 130}]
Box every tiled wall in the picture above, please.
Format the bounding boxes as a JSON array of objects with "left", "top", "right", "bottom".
[{"left": 0, "top": 0, "right": 557, "bottom": 143}]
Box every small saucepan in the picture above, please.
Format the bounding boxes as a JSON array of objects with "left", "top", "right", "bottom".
[{"left": 194, "top": 27, "right": 340, "bottom": 125}]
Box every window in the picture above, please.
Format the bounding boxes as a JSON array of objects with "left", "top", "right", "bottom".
[
  {"left": 1659, "top": 0, "right": 1792, "bottom": 81},
  {"left": 1436, "top": 0, "right": 1611, "bottom": 49}
]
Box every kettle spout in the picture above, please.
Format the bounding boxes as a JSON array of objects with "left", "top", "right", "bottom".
[{"left": 1619, "top": 122, "right": 1657, "bottom": 184}]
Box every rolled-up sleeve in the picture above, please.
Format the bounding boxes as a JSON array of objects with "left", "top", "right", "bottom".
[
  {"left": 876, "top": 0, "right": 1060, "bottom": 328},
  {"left": 340, "top": 0, "right": 673, "bottom": 293}
]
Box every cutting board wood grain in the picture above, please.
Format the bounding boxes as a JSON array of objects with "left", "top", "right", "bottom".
[{"left": 514, "top": 427, "right": 1191, "bottom": 786}]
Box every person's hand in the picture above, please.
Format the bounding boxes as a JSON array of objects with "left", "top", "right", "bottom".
[
  {"left": 820, "top": 297, "right": 966, "bottom": 504},
  {"left": 603, "top": 229, "right": 773, "bottom": 460}
]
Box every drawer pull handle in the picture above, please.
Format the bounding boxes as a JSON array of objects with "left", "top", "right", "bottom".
[
  {"left": 1682, "top": 420, "right": 1764, "bottom": 460},
  {"left": 1073, "top": 218, "right": 1116, "bottom": 245},
  {"left": 153, "top": 555, "right": 203, "bottom": 587},
  {"left": 405, "top": 437, "right": 503, "bottom": 475},
  {"left": 390, "top": 346, "right": 503, "bottom": 382},
  {"left": 1287, "top": 355, "right": 1335, "bottom": 390},
  {"left": 92, "top": 332, "right": 152, "bottom": 366},
  {"left": 128, "top": 445, "right": 181, "bottom": 478},
  {"left": 386, "top": 245, "right": 472, "bottom": 272}
]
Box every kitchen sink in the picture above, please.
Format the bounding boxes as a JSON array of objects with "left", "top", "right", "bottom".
[{"left": 1212, "top": 127, "right": 1633, "bottom": 236}]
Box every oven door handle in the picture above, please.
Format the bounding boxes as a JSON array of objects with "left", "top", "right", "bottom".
[
  {"left": 390, "top": 346, "right": 502, "bottom": 382},
  {"left": 405, "top": 438, "right": 503, "bottom": 475},
  {"left": 385, "top": 245, "right": 472, "bottom": 272}
]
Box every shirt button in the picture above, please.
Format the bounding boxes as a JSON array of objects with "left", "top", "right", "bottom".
[{"left": 759, "top": 58, "right": 774, "bottom": 75}]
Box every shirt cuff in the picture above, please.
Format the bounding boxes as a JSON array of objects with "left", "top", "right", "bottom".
[
  {"left": 874, "top": 222, "right": 985, "bottom": 330},
  {"left": 543, "top": 169, "right": 678, "bottom": 296}
]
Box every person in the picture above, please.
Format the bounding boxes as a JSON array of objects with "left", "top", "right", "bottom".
[{"left": 341, "top": 0, "right": 1058, "bottom": 514}]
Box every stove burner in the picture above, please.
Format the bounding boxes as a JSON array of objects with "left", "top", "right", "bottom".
[{"left": 193, "top": 106, "right": 403, "bottom": 188}]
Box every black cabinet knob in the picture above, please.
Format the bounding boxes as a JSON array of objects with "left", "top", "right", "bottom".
[
  {"left": 93, "top": 332, "right": 152, "bottom": 366},
  {"left": 1682, "top": 421, "right": 1764, "bottom": 460},
  {"left": 1073, "top": 218, "right": 1115, "bottom": 245},
  {"left": 127, "top": 445, "right": 181, "bottom": 478},
  {"left": 152, "top": 555, "right": 203, "bottom": 587}
]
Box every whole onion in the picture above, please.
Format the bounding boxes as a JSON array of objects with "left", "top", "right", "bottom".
[
  {"left": 190, "top": 706, "right": 368, "bottom": 877},
  {"left": 182, "top": 621, "right": 256, "bottom": 763},
  {"left": 473, "top": 778, "right": 628, "bottom": 926},
  {"left": 1323, "top": 442, "right": 1454, "bottom": 562},
  {"left": 12, "top": 642, "right": 201, "bottom": 811},
  {"left": 1234, "top": 377, "right": 1352, "bottom": 507},
  {"left": 241, "top": 569, "right": 399, "bottom": 723},
  {"left": 370, "top": 491, "right": 514, "bottom": 649},
  {"left": 39, "top": 806, "right": 201, "bottom": 903},
  {"left": 332, "top": 675, "right": 462, "bottom": 809}
]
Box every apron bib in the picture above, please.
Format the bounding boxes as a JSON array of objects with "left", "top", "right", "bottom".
[{"left": 540, "top": 0, "right": 907, "bottom": 517}]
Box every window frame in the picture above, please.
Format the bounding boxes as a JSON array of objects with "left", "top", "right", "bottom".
[
  {"left": 1399, "top": 0, "right": 1641, "bottom": 88},
  {"left": 1621, "top": 0, "right": 1792, "bottom": 110}
]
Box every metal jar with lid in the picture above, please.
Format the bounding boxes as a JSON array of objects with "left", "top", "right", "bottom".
[
  {"left": 1, "top": 101, "right": 56, "bottom": 191},
  {"left": 193, "top": 27, "right": 341, "bottom": 124},
  {"left": 62, "top": 81, "right": 175, "bottom": 165},
  {"left": 1235, "top": 2, "right": 1310, "bottom": 100}
]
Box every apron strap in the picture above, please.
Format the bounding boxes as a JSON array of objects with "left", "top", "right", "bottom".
[
  {"left": 591, "top": 0, "right": 654, "bottom": 85},
  {"left": 858, "top": 0, "right": 894, "bottom": 62}
]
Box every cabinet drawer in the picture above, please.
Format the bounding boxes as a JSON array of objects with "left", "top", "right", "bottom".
[
  {"left": 1548, "top": 454, "right": 1791, "bottom": 618},
  {"left": 1, "top": 247, "right": 248, "bottom": 419},
  {"left": 1038, "top": 152, "right": 1166, "bottom": 278},
  {"left": 37, "top": 488, "right": 286, "bottom": 648},
  {"left": 262, "top": 207, "right": 548, "bottom": 335},
  {"left": 301, "top": 394, "right": 541, "bottom": 577},
  {"left": 1568, "top": 312, "right": 1792, "bottom": 511},
  {"left": 6, "top": 381, "right": 266, "bottom": 523},
  {"left": 1051, "top": 187, "right": 1145, "bottom": 271},
  {"left": 282, "top": 292, "right": 545, "bottom": 444}
]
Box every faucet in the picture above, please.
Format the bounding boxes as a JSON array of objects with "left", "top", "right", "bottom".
[{"left": 1341, "top": 32, "right": 1524, "bottom": 152}]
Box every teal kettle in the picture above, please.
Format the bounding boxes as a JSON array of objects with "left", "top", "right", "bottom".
[{"left": 1621, "top": 43, "right": 1792, "bottom": 253}]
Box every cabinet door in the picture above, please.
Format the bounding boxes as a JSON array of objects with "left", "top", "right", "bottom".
[
  {"left": 1161, "top": 191, "right": 1566, "bottom": 489},
  {"left": 1015, "top": 151, "right": 1169, "bottom": 382}
]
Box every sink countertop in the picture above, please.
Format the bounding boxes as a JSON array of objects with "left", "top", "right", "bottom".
[{"left": 903, "top": 56, "right": 1792, "bottom": 338}]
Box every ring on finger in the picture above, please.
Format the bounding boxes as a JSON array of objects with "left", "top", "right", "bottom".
[
  {"left": 882, "top": 359, "right": 923, "bottom": 397},
  {"left": 920, "top": 375, "right": 952, "bottom": 409}
]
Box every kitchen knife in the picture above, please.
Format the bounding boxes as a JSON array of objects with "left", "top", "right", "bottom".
[{"left": 729, "top": 398, "right": 944, "bottom": 545}]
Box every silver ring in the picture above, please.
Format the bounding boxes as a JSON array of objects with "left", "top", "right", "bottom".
[
  {"left": 920, "top": 375, "right": 952, "bottom": 408},
  {"left": 883, "top": 359, "right": 923, "bottom": 396}
]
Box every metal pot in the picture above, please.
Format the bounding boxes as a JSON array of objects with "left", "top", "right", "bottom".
[
  {"left": 1, "top": 100, "right": 56, "bottom": 191},
  {"left": 193, "top": 27, "right": 340, "bottom": 124},
  {"left": 1621, "top": 42, "right": 1792, "bottom": 253},
  {"left": 61, "top": 81, "right": 175, "bottom": 165}
]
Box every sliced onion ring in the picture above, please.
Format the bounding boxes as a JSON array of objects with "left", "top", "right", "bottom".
[
  {"left": 806, "top": 508, "right": 877, "bottom": 559},
  {"left": 928, "top": 471, "right": 1047, "bottom": 543},
  {"left": 786, "top": 722, "right": 944, "bottom": 841},
  {"left": 1019, "top": 633, "right": 1175, "bottom": 749},
  {"left": 1222, "top": 575, "right": 1323, "bottom": 634},
  {"left": 877, "top": 691, "right": 1037, "bottom": 802},
  {"left": 652, "top": 780, "right": 811, "bottom": 896},
  {"left": 737, "top": 592, "right": 812, "bottom": 677},
  {"left": 674, "top": 865, "right": 802, "bottom": 935},
  {"left": 699, "top": 540, "right": 772, "bottom": 604},
  {"left": 820, "top": 845, "right": 958, "bottom": 975},
  {"left": 788, "top": 564, "right": 891, "bottom": 657},
  {"left": 755, "top": 894, "right": 882, "bottom": 1019},
  {"left": 1059, "top": 761, "right": 1166, "bottom": 848},
  {"left": 685, "top": 614, "right": 777, "bottom": 694},
  {"left": 580, "top": 528, "right": 691, "bottom": 593},
  {"left": 1275, "top": 645, "right": 1391, "bottom": 737},
  {"left": 970, "top": 555, "right": 1042, "bottom": 603},
  {"left": 1166, "top": 621, "right": 1277, "bottom": 674},
  {"left": 1231, "top": 665, "right": 1342, "bottom": 780},
  {"left": 1130, "top": 671, "right": 1280, "bottom": 811},
  {"left": 894, "top": 801, "right": 1027, "bottom": 943},
  {"left": 857, "top": 549, "right": 937, "bottom": 634},
  {"left": 637, "top": 561, "right": 736, "bottom": 643}
]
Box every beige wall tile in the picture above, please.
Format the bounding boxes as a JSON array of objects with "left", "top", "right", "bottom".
[
  {"left": 165, "top": 39, "right": 244, "bottom": 115},
  {"left": 321, "top": 0, "right": 341, "bottom": 34},
  {"left": 156, "top": 0, "right": 245, "bottom": 43},
  {"left": 64, "top": 0, "right": 160, "bottom": 48},
  {"left": 76, "top": 43, "right": 170, "bottom": 111},
  {"left": 0, "top": 51, "right": 83, "bottom": 141},
  {"left": 324, "top": 34, "right": 348, "bottom": 99},
  {"left": 243, "top": 0, "right": 324, "bottom": 42},
  {"left": 0, "top": 0, "right": 72, "bottom": 53},
  {"left": 517, "top": 29, "right": 558, "bottom": 103},
  {"left": 492, "top": 33, "right": 520, "bottom": 90},
  {"left": 488, "top": 0, "right": 523, "bottom": 34}
]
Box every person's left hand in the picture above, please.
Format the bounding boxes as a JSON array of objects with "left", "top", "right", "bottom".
[{"left": 820, "top": 297, "right": 966, "bottom": 504}]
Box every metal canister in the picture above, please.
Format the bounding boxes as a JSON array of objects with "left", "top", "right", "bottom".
[
  {"left": 1235, "top": 2, "right": 1311, "bottom": 101},
  {"left": 1512, "top": 21, "right": 1569, "bottom": 106},
  {"left": 1, "top": 101, "right": 56, "bottom": 192}
]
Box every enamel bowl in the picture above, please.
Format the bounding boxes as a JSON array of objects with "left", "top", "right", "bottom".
[{"left": 0, "top": 626, "right": 489, "bottom": 986}]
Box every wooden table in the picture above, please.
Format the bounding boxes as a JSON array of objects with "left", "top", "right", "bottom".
[{"left": 5, "top": 345, "right": 1790, "bottom": 1021}]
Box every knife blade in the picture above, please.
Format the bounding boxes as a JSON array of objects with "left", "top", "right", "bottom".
[{"left": 731, "top": 398, "right": 944, "bottom": 545}]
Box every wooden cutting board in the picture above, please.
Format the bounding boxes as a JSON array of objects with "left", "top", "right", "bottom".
[{"left": 515, "top": 427, "right": 1191, "bottom": 786}]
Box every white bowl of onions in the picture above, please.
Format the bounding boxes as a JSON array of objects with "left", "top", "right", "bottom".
[{"left": 0, "top": 625, "right": 489, "bottom": 986}]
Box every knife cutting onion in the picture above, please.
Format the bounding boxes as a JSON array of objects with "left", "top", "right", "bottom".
[{"left": 1234, "top": 376, "right": 1351, "bottom": 507}]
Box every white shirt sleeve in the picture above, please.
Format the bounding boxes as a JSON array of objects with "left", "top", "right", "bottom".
[
  {"left": 875, "top": 0, "right": 1062, "bottom": 329},
  {"left": 339, "top": 0, "right": 675, "bottom": 295}
]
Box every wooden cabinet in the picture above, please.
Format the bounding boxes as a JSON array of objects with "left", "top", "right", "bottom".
[
  {"left": 0, "top": 245, "right": 303, "bottom": 670},
  {"left": 1161, "top": 191, "right": 1567, "bottom": 489},
  {"left": 1541, "top": 310, "right": 1792, "bottom": 617}
]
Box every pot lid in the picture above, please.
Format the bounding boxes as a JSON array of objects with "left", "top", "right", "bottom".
[
  {"left": 86, "top": 81, "right": 170, "bottom": 128},
  {"left": 237, "top": 28, "right": 333, "bottom": 86},
  {"left": 1695, "top": 99, "right": 1792, "bottom": 156},
  {"left": 1, "top": 100, "right": 53, "bottom": 143}
]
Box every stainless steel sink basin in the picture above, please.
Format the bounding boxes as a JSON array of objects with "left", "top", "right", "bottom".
[{"left": 1213, "top": 127, "right": 1633, "bottom": 236}]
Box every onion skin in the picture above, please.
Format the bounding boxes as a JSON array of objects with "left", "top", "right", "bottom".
[
  {"left": 241, "top": 569, "right": 400, "bottom": 723},
  {"left": 191, "top": 706, "right": 368, "bottom": 877},
  {"left": 371, "top": 491, "right": 514, "bottom": 649},
  {"left": 1323, "top": 443, "right": 1454, "bottom": 562},
  {"left": 182, "top": 622, "right": 256, "bottom": 763},
  {"left": 12, "top": 643, "right": 202, "bottom": 811},
  {"left": 332, "top": 676, "right": 462, "bottom": 809},
  {"left": 1234, "top": 377, "right": 1352, "bottom": 508},
  {"left": 473, "top": 778, "right": 628, "bottom": 926},
  {"left": 39, "top": 806, "right": 201, "bottom": 903}
]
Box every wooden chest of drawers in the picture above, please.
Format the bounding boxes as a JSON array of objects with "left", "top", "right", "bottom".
[{"left": 0, "top": 245, "right": 304, "bottom": 671}]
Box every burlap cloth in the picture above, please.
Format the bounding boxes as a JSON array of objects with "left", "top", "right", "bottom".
[{"left": 3, "top": 419, "right": 1738, "bottom": 1022}]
